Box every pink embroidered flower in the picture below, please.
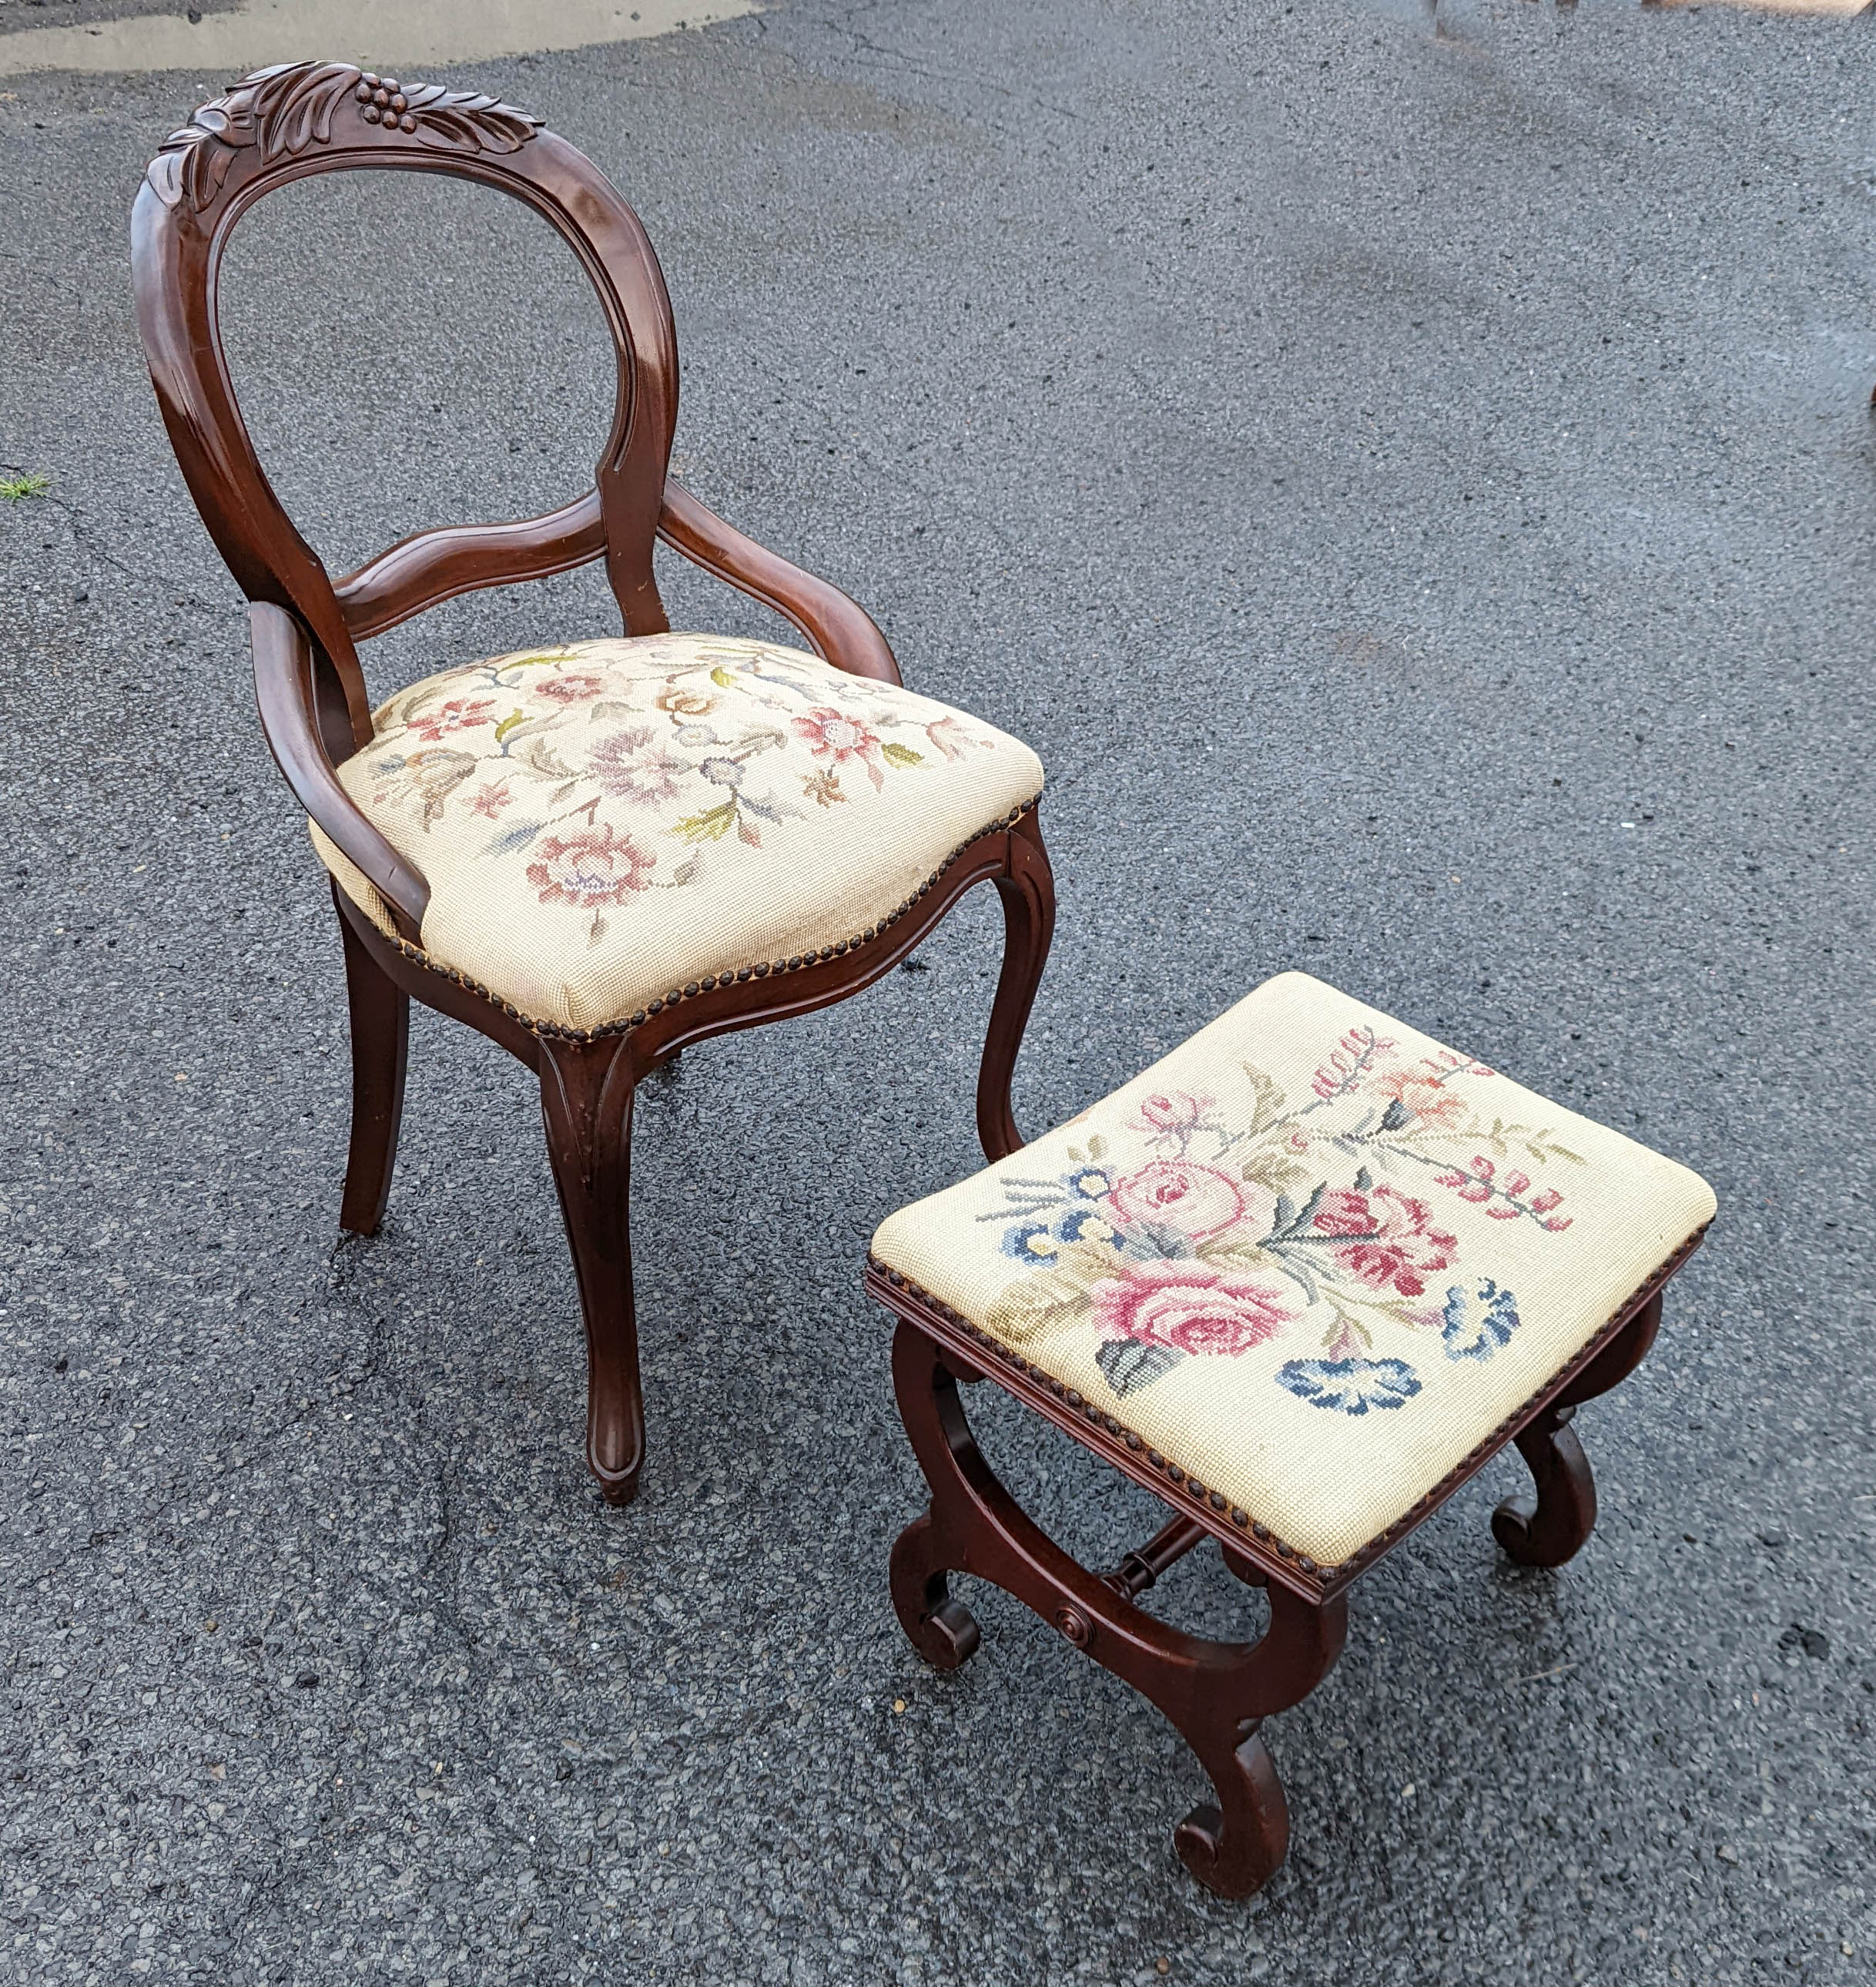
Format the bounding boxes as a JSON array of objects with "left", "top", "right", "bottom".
[
  {"left": 470, "top": 782, "right": 514, "bottom": 819},
  {"left": 527, "top": 826, "right": 655, "bottom": 909},
  {"left": 1107, "top": 1161, "right": 1251, "bottom": 1240},
  {"left": 406, "top": 697, "right": 497, "bottom": 744},
  {"left": 1090, "top": 1261, "right": 1296, "bottom": 1360},
  {"left": 536, "top": 672, "right": 608, "bottom": 702},
  {"left": 1134, "top": 1092, "right": 1211, "bottom": 1139},
  {"left": 590, "top": 726, "right": 688, "bottom": 807},
  {"left": 792, "top": 707, "right": 883, "bottom": 787},
  {"left": 1310, "top": 1026, "right": 1395, "bottom": 1101},
  {"left": 1435, "top": 1155, "right": 1498, "bottom": 1205},
  {"left": 1312, "top": 1185, "right": 1457, "bottom": 1298},
  {"left": 1373, "top": 1065, "right": 1466, "bottom": 1127}
]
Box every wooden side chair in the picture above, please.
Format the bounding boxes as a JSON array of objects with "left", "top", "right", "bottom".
[{"left": 130, "top": 62, "right": 1054, "bottom": 1506}]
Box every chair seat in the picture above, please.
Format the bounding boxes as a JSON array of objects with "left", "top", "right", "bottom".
[
  {"left": 871, "top": 972, "right": 1716, "bottom": 1571},
  {"left": 314, "top": 633, "right": 1045, "bottom": 1031}
]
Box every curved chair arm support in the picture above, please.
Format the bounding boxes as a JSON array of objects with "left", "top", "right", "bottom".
[
  {"left": 334, "top": 494, "right": 606, "bottom": 643},
  {"left": 657, "top": 480, "right": 901, "bottom": 684},
  {"left": 250, "top": 601, "right": 430, "bottom": 942}
]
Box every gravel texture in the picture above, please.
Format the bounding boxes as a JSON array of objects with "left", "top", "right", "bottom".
[{"left": 2, "top": 2, "right": 1872, "bottom": 1982}]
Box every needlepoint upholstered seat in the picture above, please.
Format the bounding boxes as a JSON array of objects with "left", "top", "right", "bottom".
[
  {"left": 315, "top": 634, "right": 1043, "bottom": 1033},
  {"left": 869, "top": 971, "right": 1715, "bottom": 1896},
  {"left": 132, "top": 61, "right": 1054, "bottom": 1507}
]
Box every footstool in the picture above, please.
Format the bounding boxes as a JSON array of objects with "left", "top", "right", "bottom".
[{"left": 866, "top": 971, "right": 1716, "bottom": 1898}]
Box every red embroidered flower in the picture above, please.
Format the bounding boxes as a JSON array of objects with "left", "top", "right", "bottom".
[
  {"left": 1312, "top": 1185, "right": 1457, "bottom": 1297},
  {"left": 1107, "top": 1161, "right": 1250, "bottom": 1241},
  {"left": 1090, "top": 1261, "right": 1296, "bottom": 1360},
  {"left": 536, "top": 672, "right": 608, "bottom": 702},
  {"left": 470, "top": 782, "right": 514, "bottom": 819},
  {"left": 792, "top": 707, "right": 883, "bottom": 787},
  {"left": 526, "top": 826, "right": 655, "bottom": 909},
  {"left": 406, "top": 697, "right": 497, "bottom": 743}
]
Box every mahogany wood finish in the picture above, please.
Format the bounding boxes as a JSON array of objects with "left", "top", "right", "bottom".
[
  {"left": 132, "top": 62, "right": 1054, "bottom": 1504},
  {"left": 873, "top": 1257, "right": 1696, "bottom": 1896}
]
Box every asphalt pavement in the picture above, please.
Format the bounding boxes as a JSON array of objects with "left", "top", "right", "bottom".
[{"left": 2, "top": 1, "right": 1872, "bottom": 1982}]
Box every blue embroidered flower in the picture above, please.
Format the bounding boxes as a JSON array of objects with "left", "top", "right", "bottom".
[
  {"left": 1062, "top": 1166, "right": 1114, "bottom": 1202},
  {"left": 1000, "top": 1219, "right": 1063, "bottom": 1264},
  {"left": 1442, "top": 1279, "right": 1521, "bottom": 1362},
  {"left": 1275, "top": 1357, "right": 1422, "bottom": 1415}
]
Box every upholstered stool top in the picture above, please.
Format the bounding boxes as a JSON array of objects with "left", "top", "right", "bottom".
[
  {"left": 315, "top": 634, "right": 1044, "bottom": 1033},
  {"left": 871, "top": 972, "right": 1715, "bottom": 1573}
]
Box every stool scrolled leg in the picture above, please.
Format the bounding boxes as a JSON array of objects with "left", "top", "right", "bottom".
[
  {"left": 1174, "top": 1730, "right": 1290, "bottom": 1900},
  {"left": 1491, "top": 1405, "right": 1596, "bottom": 1567},
  {"left": 889, "top": 1512, "right": 981, "bottom": 1669},
  {"left": 1492, "top": 1291, "right": 1662, "bottom": 1568}
]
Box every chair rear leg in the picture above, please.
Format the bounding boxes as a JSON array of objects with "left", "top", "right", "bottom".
[
  {"left": 337, "top": 894, "right": 410, "bottom": 1237},
  {"left": 976, "top": 808, "right": 1056, "bottom": 1163},
  {"left": 538, "top": 1034, "right": 645, "bottom": 1506}
]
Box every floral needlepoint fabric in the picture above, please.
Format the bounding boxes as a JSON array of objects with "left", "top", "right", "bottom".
[
  {"left": 312, "top": 634, "right": 1044, "bottom": 1030},
  {"left": 871, "top": 973, "right": 1717, "bottom": 1567}
]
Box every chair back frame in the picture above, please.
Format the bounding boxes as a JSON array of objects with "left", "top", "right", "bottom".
[{"left": 132, "top": 61, "right": 899, "bottom": 936}]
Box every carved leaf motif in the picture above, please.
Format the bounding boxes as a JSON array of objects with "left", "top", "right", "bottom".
[{"left": 146, "top": 59, "right": 541, "bottom": 213}]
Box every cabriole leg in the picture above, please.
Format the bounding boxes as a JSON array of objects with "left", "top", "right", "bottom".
[
  {"left": 538, "top": 1034, "right": 645, "bottom": 1506},
  {"left": 975, "top": 808, "right": 1056, "bottom": 1163}
]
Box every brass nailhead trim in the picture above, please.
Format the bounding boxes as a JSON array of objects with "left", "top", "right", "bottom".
[
  {"left": 371, "top": 796, "right": 1040, "bottom": 1044},
  {"left": 866, "top": 1240, "right": 1701, "bottom": 1597}
]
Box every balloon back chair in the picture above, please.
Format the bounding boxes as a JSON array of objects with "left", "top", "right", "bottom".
[{"left": 129, "top": 62, "right": 1054, "bottom": 1506}]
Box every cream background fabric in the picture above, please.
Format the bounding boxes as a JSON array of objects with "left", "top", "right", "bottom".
[
  {"left": 312, "top": 633, "right": 1044, "bottom": 1030},
  {"left": 872, "top": 972, "right": 1716, "bottom": 1567}
]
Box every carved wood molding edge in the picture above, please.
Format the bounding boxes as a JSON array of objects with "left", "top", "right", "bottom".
[{"left": 148, "top": 59, "right": 541, "bottom": 212}]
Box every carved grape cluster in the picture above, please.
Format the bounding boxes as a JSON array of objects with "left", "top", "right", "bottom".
[{"left": 357, "top": 75, "right": 417, "bottom": 133}]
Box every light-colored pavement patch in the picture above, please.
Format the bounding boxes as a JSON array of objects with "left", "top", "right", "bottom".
[{"left": 0, "top": 0, "right": 760, "bottom": 75}]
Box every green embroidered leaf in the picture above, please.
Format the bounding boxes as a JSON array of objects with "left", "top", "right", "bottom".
[
  {"left": 1241, "top": 1150, "right": 1309, "bottom": 1195},
  {"left": 987, "top": 1270, "right": 1093, "bottom": 1343},
  {"left": 1087, "top": 1134, "right": 1107, "bottom": 1161},
  {"left": 710, "top": 666, "right": 740, "bottom": 689},
  {"left": 1095, "top": 1339, "right": 1182, "bottom": 1397},
  {"left": 881, "top": 742, "right": 924, "bottom": 767},
  {"left": 672, "top": 801, "right": 738, "bottom": 844},
  {"left": 504, "top": 649, "right": 581, "bottom": 668},
  {"left": 493, "top": 709, "right": 528, "bottom": 744},
  {"left": 513, "top": 738, "right": 581, "bottom": 780},
  {"left": 1241, "top": 1064, "right": 1287, "bottom": 1135}
]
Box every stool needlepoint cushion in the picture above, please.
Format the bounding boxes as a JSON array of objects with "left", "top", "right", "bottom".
[
  {"left": 871, "top": 972, "right": 1715, "bottom": 1572},
  {"left": 313, "top": 633, "right": 1045, "bottom": 1031}
]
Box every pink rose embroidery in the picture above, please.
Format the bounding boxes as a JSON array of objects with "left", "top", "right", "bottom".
[
  {"left": 405, "top": 697, "right": 497, "bottom": 744},
  {"left": 1090, "top": 1262, "right": 1296, "bottom": 1359},
  {"left": 1133, "top": 1092, "right": 1211, "bottom": 1140},
  {"left": 536, "top": 672, "right": 608, "bottom": 702},
  {"left": 1107, "top": 1160, "right": 1248, "bottom": 1240},
  {"left": 792, "top": 707, "right": 885, "bottom": 788},
  {"left": 1312, "top": 1185, "right": 1456, "bottom": 1298},
  {"left": 526, "top": 826, "right": 655, "bottom": 910}
]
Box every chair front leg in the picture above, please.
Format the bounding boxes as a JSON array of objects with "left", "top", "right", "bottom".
[
  {"left": 336, "top": 889, "right": 410, "bottom": 1237},
  {"left": 538, "top": 1034, "right": 645, "bottom": 1506},
  {"left": 976, "top": 806, "right": 1056, "bottom": 1163}
]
